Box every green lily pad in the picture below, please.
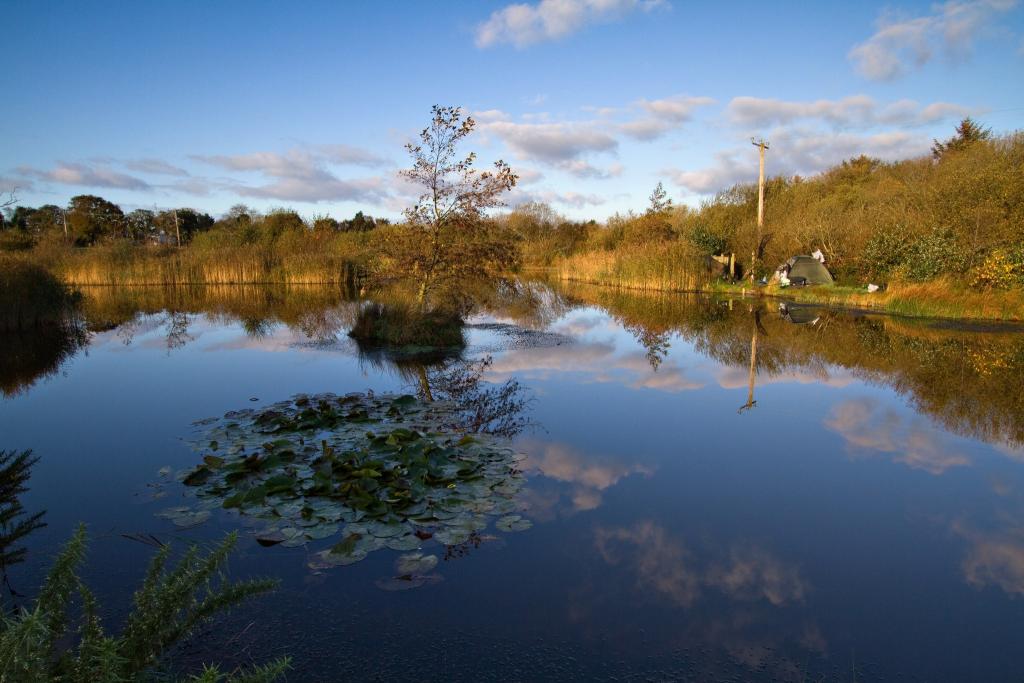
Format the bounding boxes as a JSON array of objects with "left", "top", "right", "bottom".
[
  {"left": 279, "top": 527, "right": 306, "bottom": 547},
  {"left": 310, "top": 548, "right": 367, "bottom": 569},
  {"left": 433, "top": 527, "right": 472, "bottom": 546},
  {"left": 396, "top": 552, "right": 438, "bottom": 575},
  {"left": 385, "top": 534, "right": 422, "bottom": 551},
  {"left": 158, "top": 507, "right": 211, "bottom": 529},
  {"left": 374, "top": 574, "right": 443, "bottom": 591},
  {"left": 306, "top": 523, "right": 340, "bottom": 540},
  {"left": 172, "top": 391, "right": 533, "bottom": 567},
  {"left": 495, "top": 515, "right": 532, "bottom": 532}
]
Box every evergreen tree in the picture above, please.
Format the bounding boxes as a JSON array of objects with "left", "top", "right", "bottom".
[
  {"left": 931, "top": 117, "right": 992, "bottom": 159},
  {"left": 646, "top": 182, "right": 672, "bottom": 215}
]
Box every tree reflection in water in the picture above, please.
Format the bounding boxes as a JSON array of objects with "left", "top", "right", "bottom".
[
  {"left": 36, "top": 280, "right": 1024, "bottom": 449},
  {"left": 0, "top": 322, "right": 89, "bottom": 399},
  {"left": 353, "top": 343, "right": 533, "bottom": 441},
  {"left": 556, "top": 281, "right": 1024, "bottom": 448}
]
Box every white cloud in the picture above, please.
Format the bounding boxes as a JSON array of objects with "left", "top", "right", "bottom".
[
  {"left": 472, "top": 109, "right": 513, "bottom": 123},
  {"left": 475, "top": 0, "right": 669, "bottom": 48},
  {"left": 473, "top": 95, "right": 711, "bottom": 180},
  {"left": 595, "top": 522, "right": 808, "bottom": 607},
  {"left": 714, "top": 365, "right": 857, "bottom": 391},
  {"left": 618, "top": 118, "right": 675, "bottom": 141},
  {"left": 166, "top": 177, "right": 215, "bottom": 197},
  {"left": 20, "top": 162, "right": 150, "bottom": 190},
  {"left": 849, "top": 0, "right": 1019, "bottom": 80},
  {"left": 665, "top": 126, "right": 930, "bottom": 195},
  {"left": 824, "top": 398, "right": 971, "bottom": 475},
  {"left": 480, "top": 119, "right": 618, "bottom": 162},
  {"left": 556, "top": 159, "right": 624, "bottom": 179},
  {"left": 620, "top": 95, "right": 715, "bottom": 140},
  {"left": 520, "top": 439, "right": 653, "bottom": 512},
  {"left": 636, "top": 94, "right": 715, "bottom": 122},
  {"left": 705, "top": 546, "right": 809, "bottom": 606},
  {"left": 194, "top": 146, "right": 381, "bottom": 176},
  {"left": 123, "top": 158, "right": 190, "bottom": 177},
  {"left": 487, "top": 336, "right": 704, "bottom": 390},
  {"left": 727, "top": 95, "right": 973, "bottom": 129},
  {"left": 228, "top": 176, "right": 389, "bottom": 203},
  {"left": 315, "top": 144, "right": 390, "bottom": 167},
  {"left": 511, "top": 188, "right": 608, "bottom": 208},
  {"left": 953, "top": 520, "right": 1024, "bottom": 596},
  {"left": 192, "top": 146, "right": 392, "bottom": 203},
  {"left": 662, "top": 152, "right": 749, "bottom": 194},
  {"left": 515, "top": 167, "right": 545, "bottom": 185}
]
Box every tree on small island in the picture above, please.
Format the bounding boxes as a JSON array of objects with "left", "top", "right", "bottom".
[{"left": 387, "top": 105, "right": 518, "bottom": 307}]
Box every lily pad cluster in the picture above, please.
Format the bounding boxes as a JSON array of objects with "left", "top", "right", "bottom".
[{"left": 169, "top": 392, "right": 532, "bottom": 568}]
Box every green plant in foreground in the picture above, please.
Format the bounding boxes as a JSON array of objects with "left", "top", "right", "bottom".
[
  {"left": 0, "top": 526, "right": 289, "bottom": 682},
  {"left": 0, "top": 450, "right": 46, "bottom": 572}
]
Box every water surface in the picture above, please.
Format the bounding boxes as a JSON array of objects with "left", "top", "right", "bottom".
[{"left": 3, "top": 282, "right": 1023, "bottom": 681}]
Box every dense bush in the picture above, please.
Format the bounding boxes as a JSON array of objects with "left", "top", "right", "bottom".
[
  {"left": 688, "top": 224, "right": 729, "bottom": 257},
  {"left": 553, "top": 126, "right": 1024, "bottom": 288},
  {"left": 900, "top": 227, "right": 970, "bottom": 282}
]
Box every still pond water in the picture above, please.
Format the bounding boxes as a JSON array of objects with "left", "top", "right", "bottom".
[{"left": 3, "top": 281, "right": 1024, "bottom": 682}]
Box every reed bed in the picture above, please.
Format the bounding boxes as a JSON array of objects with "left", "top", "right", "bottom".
[
  {"left": 47, "top": 245, "right": 361, "bottom": 286},
  {"left": 553, "top": 243, "right": 713, "bottom": 293}
]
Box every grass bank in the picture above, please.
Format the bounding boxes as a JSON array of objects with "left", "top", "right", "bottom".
[{"left": 550, "top": 251, "right": 1024, "bottom": 322}]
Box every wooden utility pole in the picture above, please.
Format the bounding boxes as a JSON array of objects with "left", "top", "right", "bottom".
[{"left": 750, "top": 138, "right": 769, "bottom": 282}]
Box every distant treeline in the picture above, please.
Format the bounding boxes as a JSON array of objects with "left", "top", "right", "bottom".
[
  {"left": 0, "top": 199, "right": 389, "bottom": 248},
  {"left": 2, "top": 119, "right": 1021, "bottom": 291}
]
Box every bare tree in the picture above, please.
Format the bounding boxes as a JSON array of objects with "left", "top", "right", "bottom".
[
  {"left": 1, "top": 188, "right": 17, "bottom": 216},
  {"left": 395, "top": 106, "right": 518, "bottom": 306}
]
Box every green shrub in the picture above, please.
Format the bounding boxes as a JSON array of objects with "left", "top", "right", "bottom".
[
  {"left": 687, "top": 225, "right": 729, "bottom": 256},
  {"left": 861, "top": 227, "right": 912, "bottom": 279},
  {"left": 902, "top": 228, "right": 970, "bottom": 281},
  {"left": 0, "top": 526, "right": 288, "bottom": 682}
]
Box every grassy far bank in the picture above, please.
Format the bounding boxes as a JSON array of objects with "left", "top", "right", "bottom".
[
  {"left": 544, "top": 261, "right": 1024, "bottom": 322},
  {"left": 2, "top": 119, "right": 1022, "bottom": 321}
]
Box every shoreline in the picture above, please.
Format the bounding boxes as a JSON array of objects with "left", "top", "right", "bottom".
[{"left": 545, "top": 272, "right": 1024, "bottom": 324}]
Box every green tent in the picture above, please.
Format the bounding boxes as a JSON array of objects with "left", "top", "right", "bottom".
[{"left": 781, "top": 255, "right": 834, "bottom": 285}]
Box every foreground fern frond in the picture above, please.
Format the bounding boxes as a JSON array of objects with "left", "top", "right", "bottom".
[{"left": 0, "top": 525, "right": 288, "bottom": 682}]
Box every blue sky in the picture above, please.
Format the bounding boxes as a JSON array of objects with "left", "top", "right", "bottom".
[{"left": 2, "top": 0, "right": 1023, "bottom": 220}]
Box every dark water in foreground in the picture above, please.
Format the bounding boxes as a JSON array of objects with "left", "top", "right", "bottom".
[{"left": 2, "top": 282, "right": 1024, "bottom": 682}]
